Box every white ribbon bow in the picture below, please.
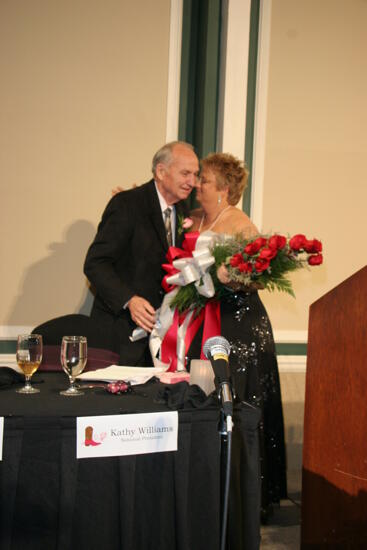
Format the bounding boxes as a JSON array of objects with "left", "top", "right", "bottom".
[{"left": 165, "top": 233, "right": 216, "bottom": 298}]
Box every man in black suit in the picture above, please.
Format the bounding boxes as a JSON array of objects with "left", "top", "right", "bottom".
[{"left": 84, "top": 141, "right": 199, "bottom": 365}]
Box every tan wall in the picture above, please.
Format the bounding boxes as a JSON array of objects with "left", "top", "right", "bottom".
[
  {"left": 260, "top": 0, "right": 367, "bottom": 335},
  {"left": 2, "top": 0, "right": 366, "bottom": 339},
  {"left": 0, "top": 0, "right": 170, "bottom": 329}
]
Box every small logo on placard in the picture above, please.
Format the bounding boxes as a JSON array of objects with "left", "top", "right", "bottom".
[{"left": 84, "top": 425, "right": 106, "bottom": 447}]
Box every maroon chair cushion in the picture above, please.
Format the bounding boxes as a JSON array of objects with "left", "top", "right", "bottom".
[{"left": 39, "top": 345, "right": 119, "bottom": 372}]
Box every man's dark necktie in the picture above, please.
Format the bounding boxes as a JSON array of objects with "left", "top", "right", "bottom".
[{"left": 164, "top": 207, "right": 173, "bottom": 247}]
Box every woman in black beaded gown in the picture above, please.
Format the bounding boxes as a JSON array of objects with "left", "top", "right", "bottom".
[{"left": 188, "top": 153, "right": 287, "bottom": 518}]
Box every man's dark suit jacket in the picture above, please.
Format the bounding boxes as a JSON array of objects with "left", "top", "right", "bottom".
[{"left": 84, "top": 179, "right": 189, "bottom": 365}]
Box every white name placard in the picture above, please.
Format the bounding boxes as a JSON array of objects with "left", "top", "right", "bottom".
[
  {"left": 0, "top": 417, "right": 4, "bottom": 460},
  {"left": 76, "top": 411, "right": 178, "bottom": 459}
]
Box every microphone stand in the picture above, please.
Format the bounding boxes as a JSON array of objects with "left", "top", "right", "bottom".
[
  {"left": 202, "top": 336, "right": 234, "bottom": 550},
  {"left": 217, "top": 383, "right": 233, "bottom": 550}
]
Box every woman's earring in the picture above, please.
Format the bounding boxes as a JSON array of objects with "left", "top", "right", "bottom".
[{"left": 217, "top": 195, "right": 222, "bottom": 204}]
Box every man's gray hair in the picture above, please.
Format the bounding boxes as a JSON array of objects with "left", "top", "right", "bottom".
[{"left": 152, "top": 141, "right": 195, "bottom": 176}]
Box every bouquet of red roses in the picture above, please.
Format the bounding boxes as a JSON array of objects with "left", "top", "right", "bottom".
[
  {"left": 169, "top": 232, "right": 323, "bottom": 313},
  {"left": 215, "top": 233, "right": 323, "bottom": 297},
  {"left": 156, "top": 231, "right": 323, "bottom": 370}
]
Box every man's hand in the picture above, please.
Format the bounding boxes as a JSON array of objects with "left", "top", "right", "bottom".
[
  {"left": 127, "top": 296, "right": 156, "bottom": 332},
  {"left": 112, "top": 183, "right": 138, "bottom": 196},
  {"left": 111, "top": 186, "right": 124, "bottom": 196}
]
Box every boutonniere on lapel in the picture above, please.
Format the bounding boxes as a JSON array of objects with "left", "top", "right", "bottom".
[{"left": 177, "top": 214, "right": 194, "bottom": 235}]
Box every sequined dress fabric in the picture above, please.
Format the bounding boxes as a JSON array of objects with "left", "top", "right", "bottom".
[
  {"left": 222, "top": 291, "right": 287, "bottom": 511},
  {"left": 188, "top": 290, "right": 287, "bottom": 516}
]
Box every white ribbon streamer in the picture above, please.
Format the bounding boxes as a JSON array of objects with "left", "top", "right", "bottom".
[
  {"left": 149, "top": 288, "right": 177, "bottom": 369},
  {"left": 130, "top": 232, "right": 218, "bottom": 371},
  {"left": 129, "top": 327, "right": 147, "bottom": 342}
]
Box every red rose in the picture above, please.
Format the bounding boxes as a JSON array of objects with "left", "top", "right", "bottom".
[
  {"left": 268, "top": 235, "right": 287, "bottom": 250},
  {"left": 244, "top": 243, "right": 256, "bottom": 255},
  {"left": 259, "top": 247, "right": 277, "bottom": 260},
  {"left": 244, "top": 237, "right": 267, "bottom": 255},
  {"left": 304, "top": 238, "right": 322, "bottom": 253},
  {"left": 238, "top": 261, "right": 253, "bottom": 273},
  {"left": 253, "top": 236, "right": 267, "bottom": 249},
  {"left": 308, "top": 254, "right": 323, "bottom": 266},
  {"left": 255, "top": 258, "right": 270, "bottom": 272},
  {"left": 289, "top": 234, "right": 306, "bottom": 251},
  {"left": 229, "top": 253, "right": 243, "bottom": 267},
  {"left": 312, "top": 239, "right": 322, "bottom": 252},
  {"left": 303, "top": 240, "right": 313, "bottom": 253}
]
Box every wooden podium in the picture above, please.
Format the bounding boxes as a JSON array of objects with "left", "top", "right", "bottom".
[{"left": 301, "top": 266, "right": 367, "bottom": 547}]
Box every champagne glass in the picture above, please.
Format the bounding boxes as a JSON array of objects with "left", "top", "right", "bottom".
[
  {"left": 60, "top": 336, "right": 87, "bottom": 396},
  {"left": 16, "top": 334, "right": 43, "bottom": 394}
]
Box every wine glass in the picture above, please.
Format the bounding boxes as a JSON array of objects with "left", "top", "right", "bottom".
[
  {"left": 16, "top": 334, "right": 43, "bottom": 394},
  {"left": 60, "top": 336, "right": 87, "bottom": 396}
]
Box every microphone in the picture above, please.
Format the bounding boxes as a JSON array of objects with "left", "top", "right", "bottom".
[{"left": 203, "top": 336, "right": 233, "bottom": 417}]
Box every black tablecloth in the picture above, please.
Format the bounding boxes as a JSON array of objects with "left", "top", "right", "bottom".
[{"left": 0, "top": 372, "right": 261, "bottom": 550}]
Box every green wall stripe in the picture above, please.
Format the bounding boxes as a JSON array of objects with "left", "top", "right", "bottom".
[
  {"left": 179, "top": 0, "right": 261, "bottom": 214},
  {"left": 178, "top": 0, "right": 198, "bottom": 146},
  {"left": 0, "top": 340, "right": 17, "bottom": 353},
  {"left": 243, "top": 0, "right": 260, "bottom": 216},
  {"left": 275, "top": 343, "right": 307, "bottom": 356},
  {"left": 0, "top": 339, "right": 306, "bottom": 356},
  {"left": 179, "top": 0, "right": 222, "bottom": 160}
]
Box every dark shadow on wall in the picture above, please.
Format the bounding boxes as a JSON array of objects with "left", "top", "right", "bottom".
[{"left": 7, "top": 220, "right": 96, "bottom": 326}]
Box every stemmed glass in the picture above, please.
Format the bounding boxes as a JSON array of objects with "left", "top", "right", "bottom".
[
  {"left": 16, "top": 334, "right": 43, "bottom": 394},
  {"left": 60, "top": 336, "right": 87, "bottom": 396}
]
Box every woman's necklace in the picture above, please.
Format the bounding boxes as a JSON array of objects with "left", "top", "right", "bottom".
[{"left": 199, "top": 205, "right": 231, "bottom": 232}]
